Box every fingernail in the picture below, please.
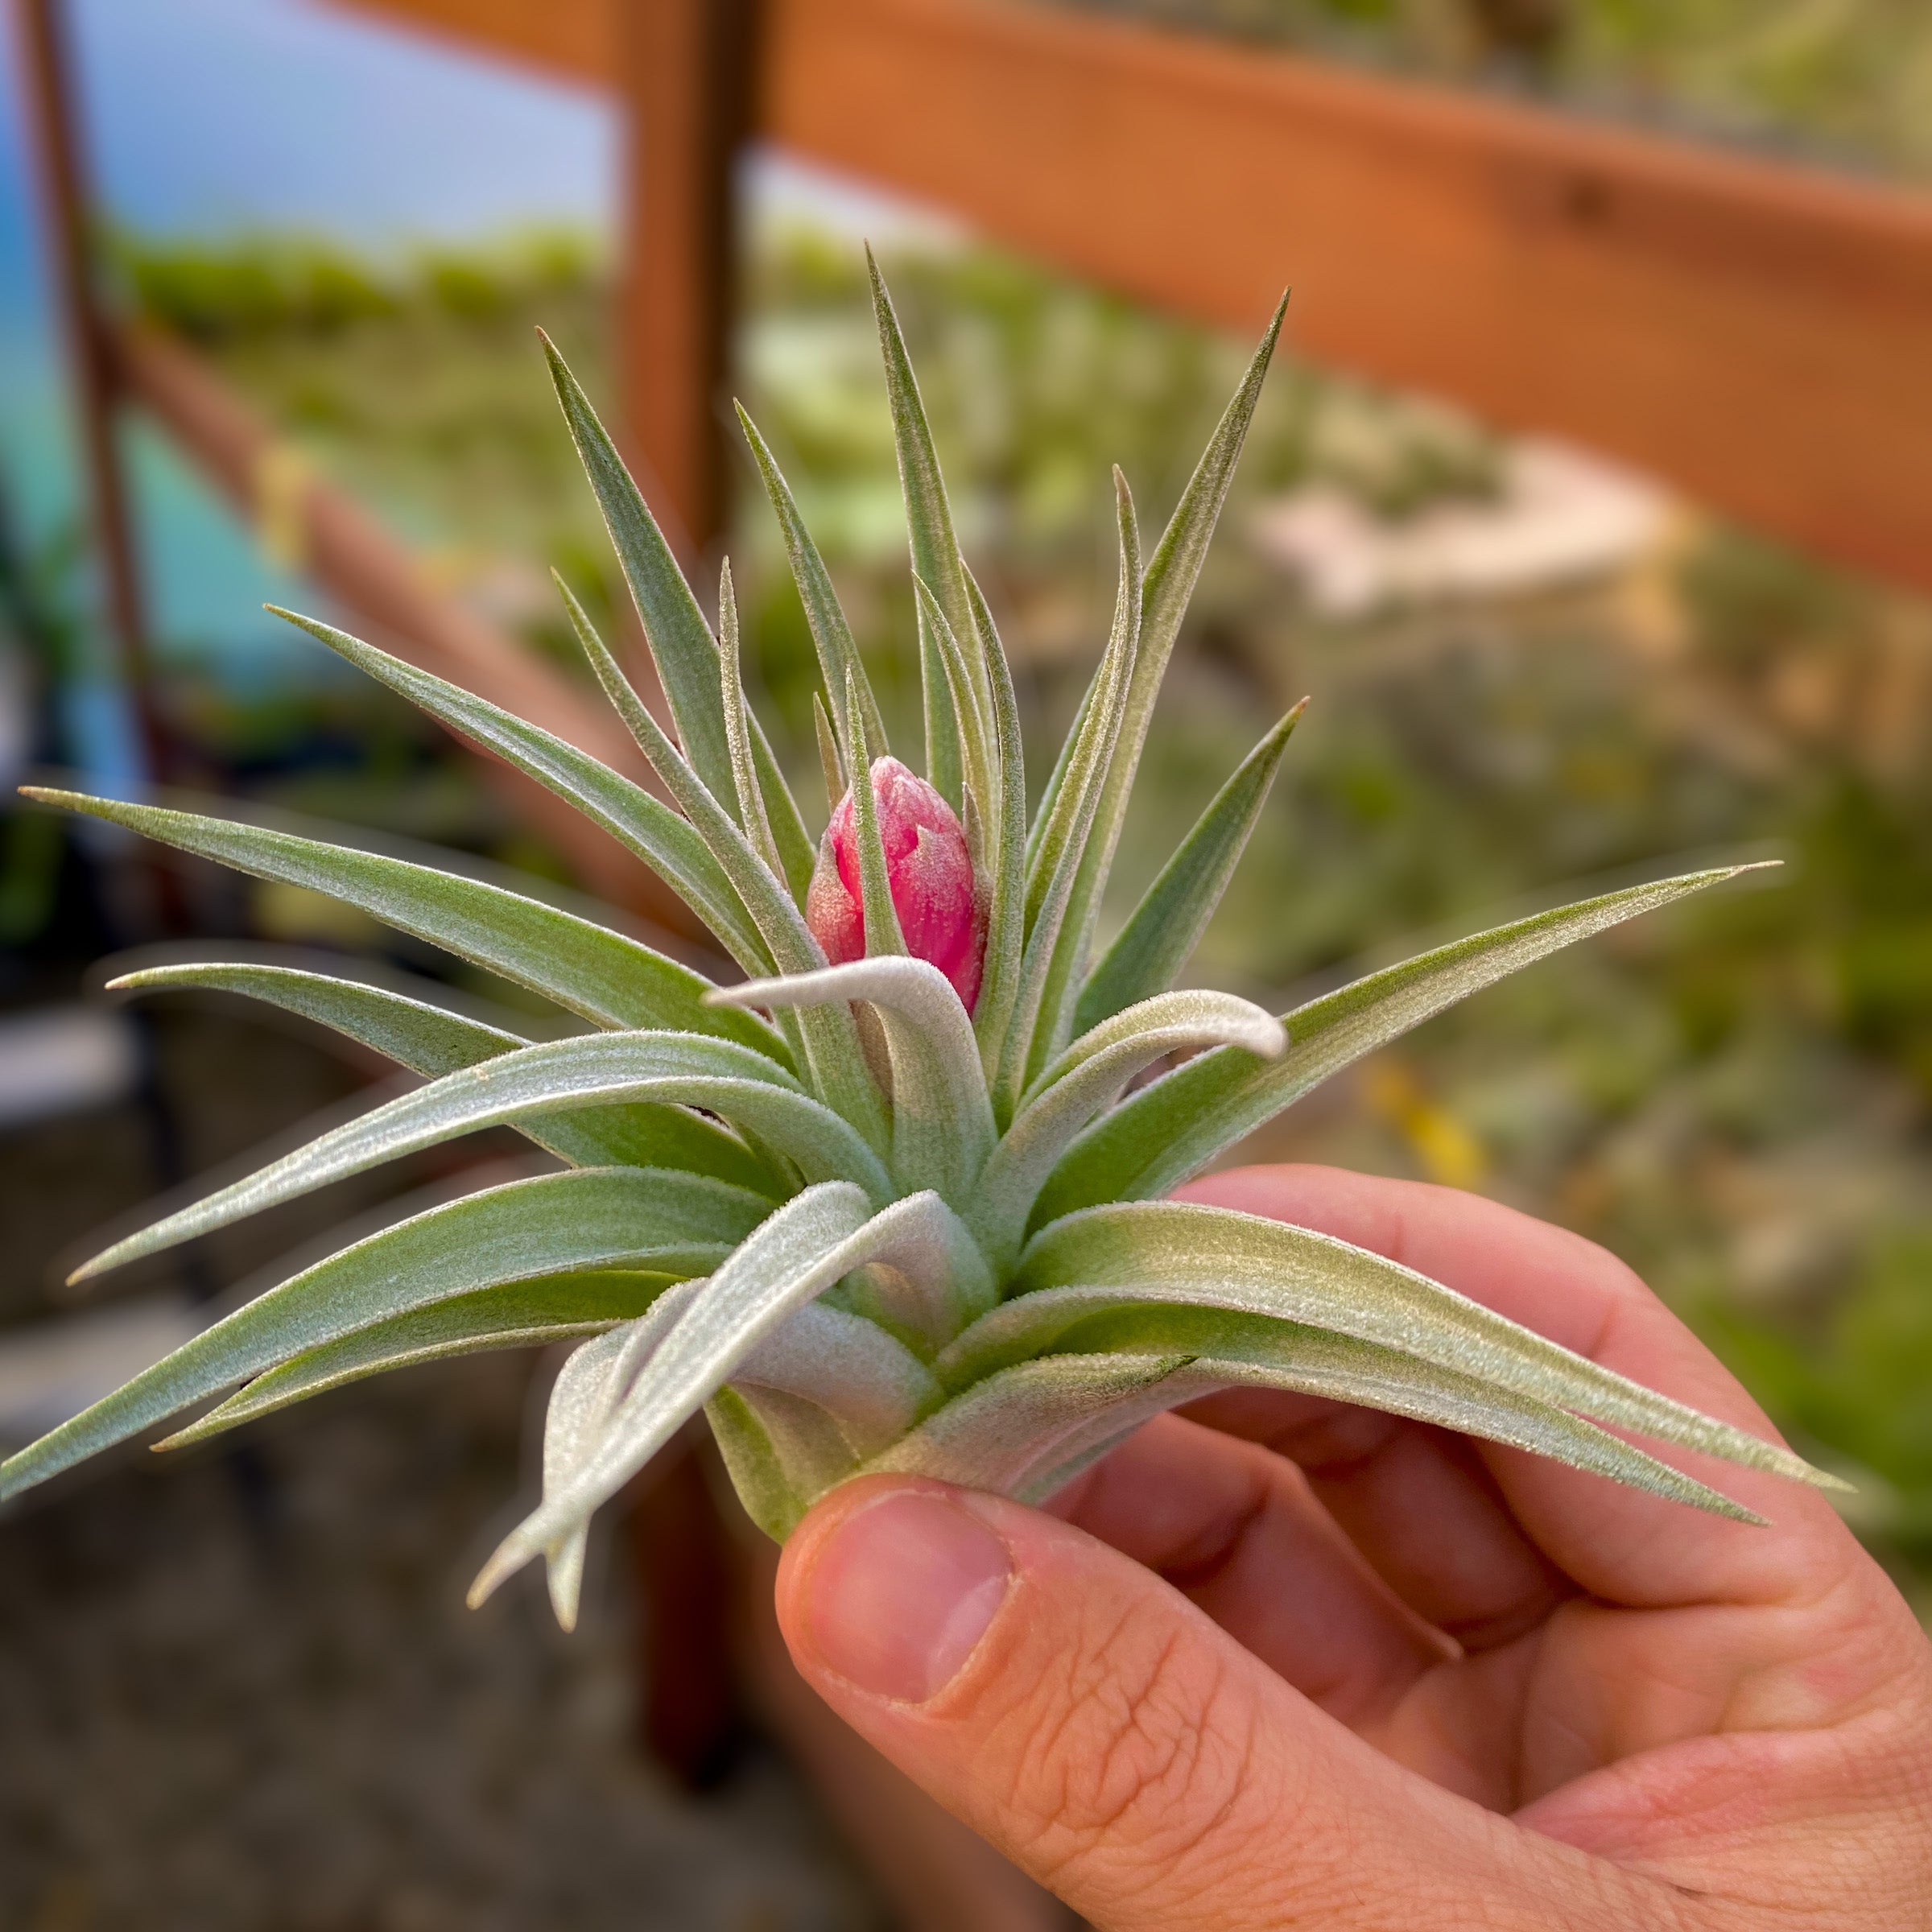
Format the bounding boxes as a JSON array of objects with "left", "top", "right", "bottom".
[{"left": 805, "top": 1488, "right": 1011, "bottom": 1703}]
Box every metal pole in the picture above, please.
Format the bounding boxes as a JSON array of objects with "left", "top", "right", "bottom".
[{"left": 10, "top": 0, "right": 166, "bottom": 778}]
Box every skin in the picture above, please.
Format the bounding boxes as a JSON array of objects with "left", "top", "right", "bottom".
[{"left": 775, "top": 1164, "right": 1932, "bottom": 1930}]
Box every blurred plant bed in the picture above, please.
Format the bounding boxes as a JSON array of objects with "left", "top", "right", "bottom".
[
  {"left": 1051, "top": 0, "right": 1932, "bottom": 183},
  {"left": 114, "top": 221, "right": 1932, "bottom": 1593}
]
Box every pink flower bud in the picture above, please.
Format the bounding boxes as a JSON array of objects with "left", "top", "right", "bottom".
[{"left": 807, "top": 756, "right": 985, "bottom": 1011}]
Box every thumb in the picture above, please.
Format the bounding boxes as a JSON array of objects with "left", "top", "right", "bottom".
[{"left": 776, "top": 1476, "right": 1663, "bottom": 1932}]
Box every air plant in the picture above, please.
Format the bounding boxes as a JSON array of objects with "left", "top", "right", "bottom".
[{"left": 4, "top": 258, "right": 1838, "bottom": 1629}]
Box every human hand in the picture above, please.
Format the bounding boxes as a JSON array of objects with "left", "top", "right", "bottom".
[{"left": 774, "top": 1165, "right": 1932, "bottom": 1929}]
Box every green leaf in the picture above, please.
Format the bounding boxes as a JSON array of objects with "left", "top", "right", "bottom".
[
  {"left": 735, "top": 1300, "right": 936, "bottom": 1454},
  {"left": 19, "top": 789, "right": 788, "bottom": 1063},
  {"left": 993, "top": 1201, "right": 1837, "bottom": 1491},
  {"left": 914, "top": 578, "right": 994, "bottom": 870},
  {"left": 1060, "top": 295, "right": 1288, "bottom": 985},
  {"left": 1007, "top": 1313, "right": 1765, "bottom": 1519},
  {"left": 706, "top": 1383, "right": 858, "bottom": 1542},
  {"left": 557, "top": 584, "right": 890, "bottom": 1150},
  {"left": 865, "top": 1352, "right": 1197, "bottom": 1502},
  {"left": 275, "top": 605, "right": 778, "bottom": 976},
  {"left": 972, "top": 992, "right": 1284, "bottom": 1268},
  {"left": 1075, "top": 701, "right": 1304, "bottom": 1032},
  {"left": 812, "top": 692, "right": 847, "bottom": 815},
  {"left": 999, "top": 473, "right": 1140, "bottom": 1107},
  {"left": 718, "top": 559, "right": 785, "bottom": 883},
  {"left": 159, "top": 1269, "right": 682, "bottom": 1449},
  {"left": 1035, "top": 866, "right": 1770, "bottom": 1222},
  {"left": 715, "top": 959, "right": 996, "bottom": 1215},
  {"left": 539, "top": 1281, "right": 705, "bottom": 1626},
  {"left": 472, "top": 1184, "right": 969, "bottom": 1600},
  {"left": 72, "top": 1031, "right": 890, "bottom": 1282},
  {"left": 869, "top": 249, "right": 985, "bottom": 811},
  {"left": 0, "top": 1167, "right": 760, "bottom": 1501},
  {"left": 736, "top": 403, "right": 890, "bottom": 758},
  {"left": 540, "top": 332, "right": 737, "bottom": 808},
  {"left": 111, "top": 961, "right": 782, "bottom": 1191},
  {"left": 964, "top": 567, "right": 1027, "bottom": 1089},
  {"left": 844, "top": 669, "right": 908, "bottom": 963}
]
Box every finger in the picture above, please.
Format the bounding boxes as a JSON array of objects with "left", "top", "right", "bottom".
[
  {"left": 1177, "top": 1382, "right": 1571, "bottom": 1650},
  {"left": 1046, "top": 1411, "right": 1451, "bottom": 1726},
  {"left": 1176, "top": 1166, "right": 1857, "bottom": 1616},
  {"left": 777, "top": 1476, "right": 1666, "bottom": 1932}
]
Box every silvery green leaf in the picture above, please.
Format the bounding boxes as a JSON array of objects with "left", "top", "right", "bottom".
[
  {"left": 811, "top": 691, "right": 846, "bottom": 815},
  {"left": 21, "top": 788, "right": 785, "bottom": 1059},
  {"left": 714, "top": 959, "right": 993, "bottom": 1211},
  {"left": 470, "top": 1185, "right": 985, "bottom": 1599},
  {"left": 963, "top": 567, "right": 1027, "bottom": 1090},
  {"left": 541, "top": 1281, "right": 706, "bottom": 1628},
  {"left": 737, "top": 1301, "right": 937, "bottom": 1454},
  {"left": 972, "top": 992, "right": 1284, "bottom": 1267},
  {"left": 274, "top": 606, "right": 773, "bottom": 975},
  {"left": 707, "top": 1383, "right": 858, "bottom": 1542},
  {"left": 993, "top": 1310, "right": 1763, "bottom": 1520},
  {"left": 992, "top": 1201, "right": 1839, "bottom": 1491},
  {"left": 865, "top": 1352, "right": 1198, "bottom": 1501},
  {"left": 159, "top": 1269, "right": 680, "bottom": 1450},
  {"left": 736, "top": 403, "right": 889, "bottom": 758},
  {"left": 1035, "top": 866, "right": 1771, "bottom": 1223},
  {"left": 0, "top": 1168, "right": 756, "bottom": 1501},
  {"left": 558, "top": 580, "right": 888, "bottom": 1148},
  {"left": 844, "top": 666, "right": 908, "bottom": 960},
  {"left": 869, "top": 250, "right": 985, "bottom": 810},
  {"left": 72, "top": 1032, "right": 889, "bottom": 1283},
  {"left": 1074, "top": 702, "right": 1304, "bottom": 1033},
  {"left": 540, "top": 332, "right": 737, "bottom": 808},
  {"left": 1000, "top": 474, "right": 1141, "bottom": 1105},
  {"left": 110, "top": 961, "right": 782, "bottom": 1192},
  {"left": 1060, "top": 295, "right": 1289, "bottom": 975},
  {"left": 913, "top": 578, "right": 994, "bottom": 869},
  {"left": 717, "top": 559, "right": 786, "bottom": 886}
]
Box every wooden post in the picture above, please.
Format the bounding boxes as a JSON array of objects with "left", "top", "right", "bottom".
[
  {"left": 617, "top": 0, "right": 756, "bottom": 569},
  {"left": 616, "top": 0, "right": 761, "bottom": 1788},
  {"left": 10, "top": 0, "right": 165, "bottom": 777}
]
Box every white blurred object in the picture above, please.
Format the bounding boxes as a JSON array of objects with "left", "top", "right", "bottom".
[
  {"left": 0, "top": 1007, "right": 142, "bottom": 1129},
  {"left": 0, "top": 1294, "right": 204, "bottom": 1444},
  {"left": 1252, "top": 440, "right": 1674, "bottom": 617}
]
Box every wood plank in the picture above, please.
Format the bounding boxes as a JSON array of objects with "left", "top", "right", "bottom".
[
  {"left": 328, "top": 0, "right": 611, "bottom": 85},
  {"left": 336, "top": 0, "right": 1932, "bottom": 592}
]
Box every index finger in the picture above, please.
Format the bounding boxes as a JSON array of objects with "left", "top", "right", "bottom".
[{"left": 1174, "top": 1165, "right": 1857, "bottom": 1616}]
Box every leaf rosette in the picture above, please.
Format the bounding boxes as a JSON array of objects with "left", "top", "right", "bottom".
[{"left": 4, "top": 256, "right": 1837, "bottom": 1629}]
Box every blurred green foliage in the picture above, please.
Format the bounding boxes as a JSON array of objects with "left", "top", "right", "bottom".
[{"left": 1055, "top": 0, "right": 1932, "bottom": 178}]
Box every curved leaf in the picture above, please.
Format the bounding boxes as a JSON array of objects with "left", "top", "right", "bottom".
[
  {"left": 22, "top": 788, "right": 786, "bottom": 1061},
  {"left": 715, "top": 959, "right": 993, "bottom": 1211},
  {"left": 539, "top": 1280, "right": 706, "bottom": 1627},
  {"left": 973, "top": 992, "right": 1284, "bottom": 1266},
  {"left": 1035, "top": 866, "right": 1770, "bottom": 1222},
  {"left": 160, "top": 1269, "right": 682, "bottom": 1449},
  {"left": 1, "top": 1168, "right": 759, "bottom": 1500},
  {"left": 113, "top": 961, "right": 782, "bottom": 1191},
  {"left": 737, "top": 1301, "right": 936, "bottom": 1454},
  {"left": 275, "top": 607, "right": 774, "bottom": 974},
  {"left": 558, "top": 580, "right": 888, "bottom": 1150},
  {"left": 993, "top": 1203, "right": 1838, "bottom": 1490},
  {"left": 470, "top": 1186, "right": 976, "bottom": 1602},
  {"left": 73, "top": 1032, "right": 888, "bottom": 1282}
]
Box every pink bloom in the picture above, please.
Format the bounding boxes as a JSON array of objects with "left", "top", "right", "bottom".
[{"left": 807, "top": 756, "right": 985, "bottom": 1011}]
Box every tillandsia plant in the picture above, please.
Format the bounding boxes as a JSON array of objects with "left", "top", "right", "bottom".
[{"left": 4, "top": 256, "right": 1843, "bottom": 1629}]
